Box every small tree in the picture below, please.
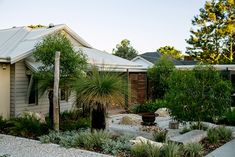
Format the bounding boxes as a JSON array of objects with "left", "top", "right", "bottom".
[
  {"left": 147, "top": 55, "right": 175, "bottom": 99},
  {"left": 112, "top": 39, "right": 138, "bottom": 60},
  {"left": 157, "top": 46, "right": 183, "bottom": 60},
  {"left": 165, "top": 65, "right": 233, "bottom": 127},
  {"left": 33, "top": 32, "right": 87, "bottom": 129},
  {"left": 74, "top": 67, "right": 126, "bottom": 130}
]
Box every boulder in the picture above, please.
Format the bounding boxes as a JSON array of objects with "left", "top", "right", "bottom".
[
  {"left": 119, "top": 116, "right": 140, "bottom": 125},
  {"left": 130, "top": 136, "right": 164, "bottom": 148},
  {"left": 155, "top": 108, "right": 169, "bottom": 117}
]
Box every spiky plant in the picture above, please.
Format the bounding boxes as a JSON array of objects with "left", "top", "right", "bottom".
[{"left": 74, "top": 67, "right": 126, "bottom": 130}]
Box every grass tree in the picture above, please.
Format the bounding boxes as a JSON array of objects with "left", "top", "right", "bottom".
[
  {"left": 74, "top": 67, "right": 126, "bottom": 130},
  {"left": 33, "top": 32, "right": 87, "bottom": 129}
]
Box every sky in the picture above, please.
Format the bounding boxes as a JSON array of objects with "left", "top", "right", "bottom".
[{"left": 0, "top": 0, "right": 206, "bottom": 54}]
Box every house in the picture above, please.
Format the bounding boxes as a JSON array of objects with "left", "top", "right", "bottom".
[
  {"left": 131, "top": 52, "right": 198, "bottom": 68},
  {"left": 0, "top": 24, "right": 146, "bottom": 119}
]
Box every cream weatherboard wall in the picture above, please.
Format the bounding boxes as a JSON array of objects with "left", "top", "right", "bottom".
[
  {"left": 0, "top": 63, "right": 10, "bottom": 119},
  {"left": 10, "top": 60, "right": 73, "bottom": 117}
]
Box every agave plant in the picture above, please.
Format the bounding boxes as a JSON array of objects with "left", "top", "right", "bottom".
[{"left": 74, "top": 67, "right": 126, "bottom": 130}]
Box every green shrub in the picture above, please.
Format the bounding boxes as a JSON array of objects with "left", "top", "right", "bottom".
[
  {"left": 216, "top": 126, "right": 232, "bottom": 141},
  {"left": 131, "top": 142, "right": 161, "bottom": 157},
  {"left": 153, "top": 130, "right": 167, "bottom": 142},
  {"left": 89, "top": 130, "right": 111, "bottom": 149},
  {"left": 130, "top": 99, "right": 167, "bottom": 113},
  {"left": 101, "top": 135, "right": 132, "bottom": 155},
  {"left": 0, "top": 116, "right": 10, "bottom": 134},
  {"left": 165, "top": 66, "right": 233, "bottom": 125},
  {"left": 184, "top": 143, "right": 204, "bottom": 157},
  {"left": 60, "top": 110, "right": 90, "bottom": 131},
  {"left": 219, "top": 109, "right": 235, "bottom": 125},
  {"left": 190, "top": 123, "right": 208, "bottom": 131},
  {"left": 207, "top": 128, "right": 220, "bottom": 144},
  {"left": 8, "top": 115, "right": 48, "bottom": 139},
  {"left": 161, "top": 142, "right": 182, "bottom": 157}
]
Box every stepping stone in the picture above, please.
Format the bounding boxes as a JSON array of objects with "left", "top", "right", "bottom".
[
  {"left": 205, "top": 139, "right": 235, "bottom": 157},
  {"left": 169, "top": 130, "right": 207, "bottom": 145}
]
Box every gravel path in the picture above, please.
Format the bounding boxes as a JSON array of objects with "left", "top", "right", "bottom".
[{"left": 0, "top": 134, "right": 113, "bottom": 157}]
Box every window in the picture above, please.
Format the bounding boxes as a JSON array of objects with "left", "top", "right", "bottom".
[
  {"left": 27, "top": 75, "right": 38, "bottom": 105},
  {"left": 60, "top": 88, "right": 68, "bottom": 101}
]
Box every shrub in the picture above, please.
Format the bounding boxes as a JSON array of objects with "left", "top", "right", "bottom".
[
  {"left": 147, "top": 55, "right": 175, "bottom": 99},
  {"left": 60, "top": 110, "right": 90, "bottom": 131},
  {"left": 166, "top": 65, "right": 233, "bottom": 125},
  {"left": 131, "top": 142, "right": 161, "bottom": 157},
  {"left": 0, "top": 116, "right": 10, "bottom": 134},
  {"left": 8, "top": 115, "right": 48, "bottom": 139},
  {"left": 161, "top": 142, "right": 182, "bottom": 157},
  {"left": 190, "top": 123, "right": 208, "bottom": 131},
  {"left": 184, "top": 143, "right": 204, "bottom": 157},
  {"left": 153, "top": 130, "right": 167, "bottom": 142},
  {"left": 216, "top": 126, "right": 232, "bottom": 142},
  {"left": 89, "top": 130, "right": 111, "bottom": 149},
  {"left": 207, "top": 128, "right": 220, "bottom": 144},
  {"left": 101, "top": 135, "right": 132, "bottom": 155},
  {"left": 130, "top": 99, "right": 167, "bottom": 113},
  {"left": 219, "top": 109, "right": 235, "bottom": 125}
]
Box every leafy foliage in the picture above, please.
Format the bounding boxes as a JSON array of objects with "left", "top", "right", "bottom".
[
  {"left": 8, "top": 115, "right": 48, "bottom": 139},
  {"left": 161, "top": 142, "right": 182, "bottom": 157},
  {"left": 216, "top": 126, "right": 232, "bottom": 141},
  {"left": 33, "top": 32, "right": 87, "bottom": 94},
  {"left": 59, "top": 110, "right": 90, "bottom": 131},
  {"left": 74, "top": 67, "right": 126, "bottom": 130},
  {"left": 165, "top": 65, "right": 233, "bottom": 126},
  {"left": 186, "top": 0, "right": 235, "bottom": 64},
  {"left": 153, "top": 130, "right": 167, "bottom": 142},
  {"left": 112, "top": 39, "right": 138, "bottom": 60},
  {"left": 101, "top": 135, "right": 132, "bottom": 155},
  {"left": 147, "top": 56, "right": 175, "bottom": 99},
  {"left": 130, "top": 99, "right": 167, "bottom": 113},
  {"left": 207, "top": 128, "right": 220, "bottom": 144},
  {"left": 183, "top": 143, "right": 204, "bottom": 157},
  {"left": 131, "top": 142, "right": 161, "bottom": 157},
  {"left": 157, "top": 46, "right": 183, "bottom": 60}
]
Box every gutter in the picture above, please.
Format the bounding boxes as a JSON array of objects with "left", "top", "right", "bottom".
[{"left": 0, "top": 57, "right": 11, "bottom": 63}]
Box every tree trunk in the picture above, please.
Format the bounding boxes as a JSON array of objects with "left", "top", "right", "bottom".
[
  {"left": 91, "top": 103, "right": 106, "bottom": 130},
  {"left": 48, "top": 90, "right": 53, "bottom": 128},
  {"left": 53, "top": 51, "right": 60, "bottom": 131}
]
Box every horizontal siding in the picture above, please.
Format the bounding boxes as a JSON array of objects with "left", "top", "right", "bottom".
[
  {"left": 14, "top": 60, "right": 73, "bottom": 116},
  {"left": 10, "top": 64, "right": 15, "bottom": 117}
]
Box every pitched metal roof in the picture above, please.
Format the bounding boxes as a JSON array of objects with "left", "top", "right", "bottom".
[
  {"left": 139, "top": 52, "right": 197, "bottom": 65},
  {"left": 0, "top": 24, "right": 143, "bottom": 71}
]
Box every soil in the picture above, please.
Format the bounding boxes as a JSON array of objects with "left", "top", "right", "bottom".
[{"left": 200, "top": 138, "right": 227, "bottom": 155}]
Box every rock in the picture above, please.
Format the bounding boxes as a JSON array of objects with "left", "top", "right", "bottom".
[
  {"left": 155, "top": 108, "right": 169, "bottom": 117},
  {"left": 18, "top": 111, "right": 46, "bottom": 123},
  {"left": 169, "top": 130, "right": 207, "bottom": 145},
  {"left": 119, "top": 116, "right": 140, "bottom": 125},
  {"left": 130, "top": 136, "right": 164, "bottom": 148},
  {"left": 166, "top": 129, "right": 181, "bottom": 142}
]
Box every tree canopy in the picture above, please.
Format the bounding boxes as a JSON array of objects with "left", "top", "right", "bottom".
[
  {"left": 186, "top": 0, "right": 235, "bottom": 64},
  {"left": 112, "top": 39, "right": 138, "bottom": 60},
  {"left": 33, "top": 32, "right": 87, "bottom": 93},
  {"left": 147, "top": 56, "right": 175, "bottom": 99},
  {"left": 157, "top": 46, "right": 183, "bottom": 60}
]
